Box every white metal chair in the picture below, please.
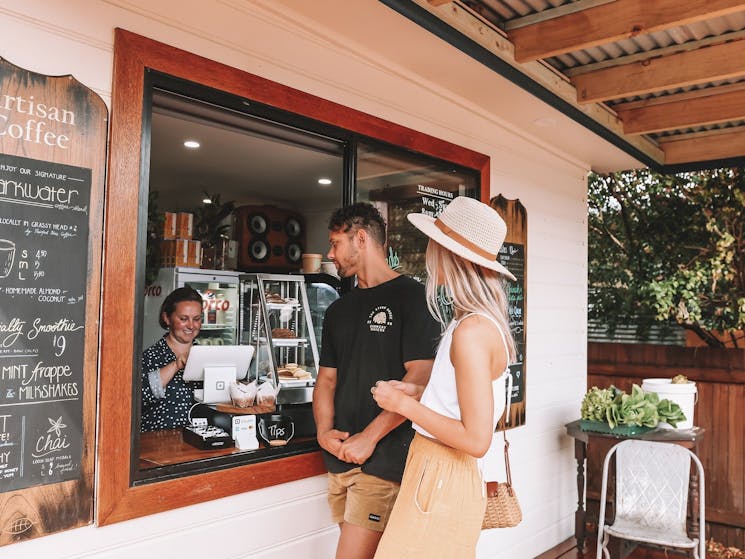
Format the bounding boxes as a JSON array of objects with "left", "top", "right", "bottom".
[{"left": 596, "top": 439, "right": 705, "bottom": 559}]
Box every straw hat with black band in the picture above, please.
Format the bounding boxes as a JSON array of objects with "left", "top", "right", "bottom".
[{"left": 407, "top": 196, "right": 516, "bottom": 281}]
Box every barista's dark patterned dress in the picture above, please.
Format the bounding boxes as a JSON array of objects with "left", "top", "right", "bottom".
[{"left": 141, "top": 336, "right": 194, "bottom": 431}]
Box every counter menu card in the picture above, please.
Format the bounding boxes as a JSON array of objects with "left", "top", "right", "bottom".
[{"left": 0, "top": 153, "right": 90, "bottom": 492}]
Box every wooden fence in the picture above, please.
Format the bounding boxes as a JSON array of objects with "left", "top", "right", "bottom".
[{"left": 587, "top": 342, "right": 745, "bottom": 548}]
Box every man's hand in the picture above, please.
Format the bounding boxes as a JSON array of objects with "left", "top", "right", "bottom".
[
  {"left": 338, "top": 431, "right": 377, "bottom": 465},
  {"left": 317, "top": 429, "right": 349, "bottom": 459}
]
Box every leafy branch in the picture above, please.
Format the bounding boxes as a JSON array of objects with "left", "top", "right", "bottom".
[{"left": 589, "top": 168, "right": 745, "bottom": 347}]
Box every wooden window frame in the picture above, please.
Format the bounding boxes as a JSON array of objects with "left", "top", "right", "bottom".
[{"left": 98, "top": 28, "right": 490, "bottom": 525}]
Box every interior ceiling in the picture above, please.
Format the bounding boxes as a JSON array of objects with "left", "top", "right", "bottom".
[
  {"left": 149, "top": 108, "right": 470, "bottom": 213},
  {"left": 389, "top": 0, "right": 745, "bottom": 172},
  {"left": 149, "top": 111, "right": 344, "bottom": 212}
]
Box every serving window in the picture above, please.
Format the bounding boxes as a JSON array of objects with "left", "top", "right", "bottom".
[
  {"left": 98, "top": 29, "right": 490, "bottom": 524},
  {"left": 132, "top": 77, "right": 347, "bottom": 481}
]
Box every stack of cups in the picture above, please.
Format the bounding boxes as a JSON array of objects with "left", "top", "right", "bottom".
[{"left": 302, "top": 253, "right": 322, "bottom": 273}]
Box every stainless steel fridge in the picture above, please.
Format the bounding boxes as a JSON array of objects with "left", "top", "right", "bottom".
[{"left": 142, "top": 267, "right": 241, "bottom": 349}]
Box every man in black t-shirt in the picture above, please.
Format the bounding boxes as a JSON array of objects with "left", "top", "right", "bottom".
[{"left": 314, "top": 203, "right": 440, "bottom": 559}]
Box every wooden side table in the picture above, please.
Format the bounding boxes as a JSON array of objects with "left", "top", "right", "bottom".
[{"left": 564, "top": 420, "right": 704, "bottom": 554}]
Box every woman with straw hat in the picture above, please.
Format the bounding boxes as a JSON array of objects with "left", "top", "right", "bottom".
[{"left": 371, "top": 196, "right": 516, "bottom": 558}]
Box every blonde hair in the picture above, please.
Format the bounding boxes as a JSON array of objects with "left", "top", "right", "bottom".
[{"left": 425, "top": 240, "right": 516, "bottom": 363}]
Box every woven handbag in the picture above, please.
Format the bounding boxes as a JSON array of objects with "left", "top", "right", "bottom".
[{"left": 482, "top": 430, "right": 522, "bottom": 529}]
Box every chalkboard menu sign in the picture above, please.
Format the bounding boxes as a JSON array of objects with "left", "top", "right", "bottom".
[
  {"left": 492, "top": 195, "right": 528, "bottom": 429},
  {"left": 378, "top": 188, "right": 528, "bottom": 426},
  {"left": 0, "top": 57, "right": 105, "bottom": 545},
  {"left": 0, "top": 153, "right": 90, "bottom": 490}
]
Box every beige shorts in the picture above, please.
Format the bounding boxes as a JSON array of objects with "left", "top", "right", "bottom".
[{"left": 327, "top": 467, "right": 401, "bottom": 532}]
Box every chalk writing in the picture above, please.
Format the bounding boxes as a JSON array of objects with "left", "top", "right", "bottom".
[{"left": 0, "top": 153, "right": 90, "bottom": 492}]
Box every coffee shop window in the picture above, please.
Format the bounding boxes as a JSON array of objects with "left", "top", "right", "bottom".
[
  {"left": 134, "top": 80, "right": 346, "bottom": 481},
  {"left": 355, "top": 140, "right": 480, "bottom": 282}
]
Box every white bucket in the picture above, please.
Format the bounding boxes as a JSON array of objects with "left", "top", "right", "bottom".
[{"left": 642, "top": 378, "right": 697, "bottom": 429}]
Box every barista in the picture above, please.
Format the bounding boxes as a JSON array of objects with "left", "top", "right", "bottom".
[{"left": 140, "top": 286, "right": 203, "bottom": 431}]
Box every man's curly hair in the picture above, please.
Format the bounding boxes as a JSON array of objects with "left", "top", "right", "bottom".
[{"left": 328, "top": 202, "right": 386, "bottom": 246}]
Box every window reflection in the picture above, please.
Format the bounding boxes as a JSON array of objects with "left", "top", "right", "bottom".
[{"left": 355, "top": 140, "right": 479, "bottom": 282}]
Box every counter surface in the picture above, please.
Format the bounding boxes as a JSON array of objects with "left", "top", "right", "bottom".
[{"left": 139, "top": 428, "right": 318, "bottom": 469}]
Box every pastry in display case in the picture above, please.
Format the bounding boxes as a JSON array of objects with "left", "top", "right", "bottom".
[{"left": 239, "top": 274, "right": 319, "bottom": 406}]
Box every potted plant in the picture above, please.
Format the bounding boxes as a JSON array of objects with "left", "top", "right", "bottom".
[
  {"left": 193, "top": 192, "right": 235, "bottom": 268},
  {"left": 145, "top": 190, "right": 164, "bottom": 284},
  {"left": 580, "top": 384, "right": 686, "bottom": 435}
]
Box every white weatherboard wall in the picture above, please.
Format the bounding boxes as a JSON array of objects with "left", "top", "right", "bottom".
[{"left": 1, "top": 1, "right": 588, "bottom": 557}]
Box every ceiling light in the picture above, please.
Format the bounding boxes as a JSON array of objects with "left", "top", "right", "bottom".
[
  {"left": 318, "top": 178, "right": 332, "bottom": 185},
  {"left": 202, "top": 198, "right": 212, "bottom": 204},
  {"left": 184, "top": 140, "right": 200, "bottom": 149}
]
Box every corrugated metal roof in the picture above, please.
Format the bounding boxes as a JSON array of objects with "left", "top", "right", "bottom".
[{"left": 429, "top": 0, "right": 745, "bottom": 167}]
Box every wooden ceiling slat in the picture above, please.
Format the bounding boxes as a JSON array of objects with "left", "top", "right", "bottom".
[
  {"left": 564, "top": 29, "right": 745, "bottom": 77},
  {"left": 612, "top": 82, "right": 745, "bottom": 112},
  {"left": 619, "top": 89, "right": 745, "bottom": 134},
  {"left": 510, "top": 0, "right": 745, "bottom": 63},
  {"left": 573, "top": 39, "right": 745, "bottom": 104},
  {"left": 426, "top": 0, "right": 452, "bottom": 6},
  {"left": 660, "top": 129, "right": 745, "bottom": 164}
]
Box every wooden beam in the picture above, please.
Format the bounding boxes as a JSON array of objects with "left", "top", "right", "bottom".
[
  {"left": 612, "top": 82, "right": 745, "bottom": 112},
  {"left": 564, "top": 28, "right": 745, "bottom": 77},
  {"left": 426, "top": 0, "right": 451, "bottom": 5},
  {"left": 572, "top": 39, "right": 745, "bottom": 103},
  {"left": 660, "top": 128, "right": 745, "bottom": 164},
  {"left": 618, "top": 88, "right": 745, "bottom": 134},
  {"left": 510, "top": 0, "right": 745, "bottom": 62}
]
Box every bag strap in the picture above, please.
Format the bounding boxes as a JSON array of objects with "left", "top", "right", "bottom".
[
  {"left": 504, "top": 370, "right": 513, "bottom": 425},
  {"left": 485, "top": 368, "right": 515, "bottom": 496},
  {"left": 502, "top": 372, "right": 515, "bottom": 494},
  {"left": 502, "top": 429, "right": 514, "bottom": 493},
  {"left": 485, "top": 431, "right": 514, "bottom": 497}
]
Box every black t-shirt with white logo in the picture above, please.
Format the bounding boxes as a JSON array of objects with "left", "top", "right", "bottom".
[{"left": 319, "top": 275, "right": 440, "bottom": 482}]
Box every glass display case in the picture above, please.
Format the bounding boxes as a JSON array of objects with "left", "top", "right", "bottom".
[
  {"left": 239, "top": 274, "right": 318, "bottom": 405},
  {"left": 303, "top": 273, "right": 341, "bottom": 354}
]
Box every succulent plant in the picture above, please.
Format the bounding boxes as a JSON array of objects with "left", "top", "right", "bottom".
[{"left": 581, "top": 384, "right": 686, "bottom": 429}]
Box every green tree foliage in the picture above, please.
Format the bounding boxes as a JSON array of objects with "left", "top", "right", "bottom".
[{"left": 588, "top": 168, "right": 745, "bottom": 347}]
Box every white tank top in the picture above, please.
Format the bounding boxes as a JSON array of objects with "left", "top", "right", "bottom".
[{"left": 413, "top": 313, "right": 511, "bottom": 439}]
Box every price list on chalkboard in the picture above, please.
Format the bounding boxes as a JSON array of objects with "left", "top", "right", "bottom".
[
  {"left": 498, "top": 242, "right": 525, "bottom": 403},
  {"left": 0, "top": 153, "right": 90, "bottom": 492}
]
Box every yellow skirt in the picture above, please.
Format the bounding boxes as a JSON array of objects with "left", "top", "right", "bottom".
[{"left": 373, "top": 433, "right": 486, "bottom": 559}]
